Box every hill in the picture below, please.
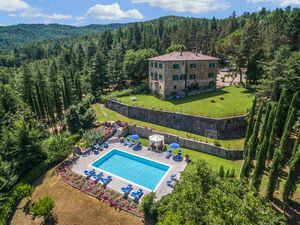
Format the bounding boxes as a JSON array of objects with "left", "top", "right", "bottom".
[{"left": 0, "top": 23, "right": 125, "bottom": 51}]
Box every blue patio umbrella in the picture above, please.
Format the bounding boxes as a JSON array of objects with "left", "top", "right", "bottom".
[
  {"left": 130, "top": 134, "right": 140, "bottom": 140},
  {"left": 170, "top": 143, "right": 180, "bottom": 149}
]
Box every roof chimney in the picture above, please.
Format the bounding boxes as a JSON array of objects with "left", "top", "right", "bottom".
[{"left": 180, "top": 50, "right": 183, "bottom": 56}]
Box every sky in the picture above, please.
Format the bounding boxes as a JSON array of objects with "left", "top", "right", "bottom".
[{"left": 1, "top": 0, "right": 300, "bottom": 26}]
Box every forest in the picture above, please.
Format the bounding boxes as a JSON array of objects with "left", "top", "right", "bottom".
[{"left": 0, "top": 6, "right": 300, "bottom": 225}]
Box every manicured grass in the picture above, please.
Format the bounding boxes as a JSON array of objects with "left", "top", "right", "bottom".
[
  {"left": 93, "top": 104, "right": 245, "bottom": 149},
  {"left": 117, "top": 86, "right": 254, "bottom": 118}
]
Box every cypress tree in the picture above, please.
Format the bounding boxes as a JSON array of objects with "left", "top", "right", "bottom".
[
  {"left": 63, "top": 75, "right": 71, "bottom": 106},
  {"left": 266, "top": 109, "right": 296, "bottom": 199},
  {"left": 244, "top": 96, "right": 257, "bottom": 151},
  {"left": 35, "top": 83, "right": 45, "bottom": 119},
  {"left": 258, "top": 104, "right": 271, "bottom": 145},
  {"left": 267, "top": 90, "right": 289, "bottom": 160},
  {"left": 282, "top": 146, "right": 300, "bottom": 202},
  {"left": 247, "top": 102, "right": 264, "bottom": 160},
  {"left": 53, "top": 88, "right": 62, "bottom": 120},
  {"left": 240, "top": 155, "right": 252, "bottom": 179},
  {"left": 251, "top": 106, "right": 275, "bottom": 191},
  {"left": 291, "top": 131, "right": 300, "bottom": 162},
  {"left": 287, "top": 91, "right": 299, "bottom": 118}
]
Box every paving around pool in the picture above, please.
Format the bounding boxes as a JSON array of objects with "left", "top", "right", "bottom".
[{"left": 72, "top": 134, "right": 187, "bottom": 200}]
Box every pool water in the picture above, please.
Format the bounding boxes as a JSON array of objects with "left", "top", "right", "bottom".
[{"left": 91, "top": 149, "right": 170, "bottom": 190}]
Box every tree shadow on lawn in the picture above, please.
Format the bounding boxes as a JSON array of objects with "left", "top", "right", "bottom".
[
  {"left": 272, "top": 197, "right": 300, "bottom": 225},
  {"left": 167, "top": 89, "right": 229, "bottom": 105}
]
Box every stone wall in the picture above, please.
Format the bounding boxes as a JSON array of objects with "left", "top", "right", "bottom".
[
  {"left": 120, "top": 123, "right": 243, "bottom": 159},
  {"left": 105, "top": 100, "right": 247, "bottom": 140}
]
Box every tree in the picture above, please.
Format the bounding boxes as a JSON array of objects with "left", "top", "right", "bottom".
[
  {"left": 266, "top": 108, "right": 296, "bottom": 199},
  {"left": 140, "top": 192, "right": 158, "bottom": 224},
  {"left": 123, "top": 48, "right": 158, "bottom": 84},
  {"left": 282, "top": 146, "right": 300, "bottom": 202},
  {"left": 30, "top": 196, "right": 55, "bottom": 220},
  {"left": 64, "top": 105, "right": 81, "bottom": 133},
  {"left": 166, "top": 43, "right": 186, "bottom": 53},
  {"left": 158, "top": 160, "right": 285, "bottom": 224},
  {"left": 267, "top": 90, "right": 289, "bottom": 160},
  {"left": 244, "top": 96, "right": 257, "bottom": 152},
  {"left": 291, "top": 131, "right": 300, "bottom": 161},
  {"left": 89, "top": 50, "right": 108, "bottom": 96},
  {"left": 247, "top": 102, "right": 264, "bottom": 160},
  {"left": 251, "top": 106, "right": 276, "bottom": 191},
  {"left": 15, "top": 184, "right": 34, "bottom": 200}
]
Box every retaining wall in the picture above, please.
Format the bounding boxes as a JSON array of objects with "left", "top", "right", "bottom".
[
  {"left": 105, "top": 100, "right": 247, "bottom": 140},
  {"left": 120, "top": 123, "right": 243, "bottom": 159}
]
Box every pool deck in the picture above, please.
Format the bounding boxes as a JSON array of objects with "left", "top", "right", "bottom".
[{"left": 72, "top": 134, "right": 187, "bottom": 200}]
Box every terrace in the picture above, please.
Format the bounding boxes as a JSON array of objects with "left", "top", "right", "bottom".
[{"left": 71, "top": 131, "right": 187, "bottom": 201}]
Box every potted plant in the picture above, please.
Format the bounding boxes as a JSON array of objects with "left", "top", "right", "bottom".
[{"left": 184, "top": 154, "right": 190, "bottom": 162}]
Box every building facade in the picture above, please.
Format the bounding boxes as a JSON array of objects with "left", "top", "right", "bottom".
[{"left": 148, "top": 51, "right": 219, "bottom": 99}]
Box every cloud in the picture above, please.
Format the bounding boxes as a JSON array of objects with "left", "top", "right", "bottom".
[
  {"left": 0, "top": 0, "right": 30, "bottom": 12},
  {"left": 20, "top": 8, "right": 72, "bottom": 20},
  {"left": 247, "top": 0, "right": 300, "bottom": 5},
  {"left": 86, "top": 3, "right": 143, "bottom": 20},
  {"left": 132, "top": 0, "right": 231, "bottom": 13}
]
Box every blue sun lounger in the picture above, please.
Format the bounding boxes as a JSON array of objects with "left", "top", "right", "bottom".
[
  {"left": 165, "top": 149, "right": 172, "bottom": 158},
  {"left": 92, "top": 172, "right": 104, "bottom": 182},
  {"left": 121, "top": 184, "right": 133, "bottom": 196},
  {"left": 131, "top": 189, "right": 144, "bottom": 202},
  {"left": 128, "top": 140, "right": 135, "bottom": 147},
  {"left": 100, "top": 175, "right": 112, "bottom": 186},
  {"left": 174, "top": 150, "right": 182, "bottom": 161},
  {"left": 84, "top": 169, "right": 96, "bottom": 177},
  {"left": 123, "top": 139, "right": 130, "bottom": 146}
]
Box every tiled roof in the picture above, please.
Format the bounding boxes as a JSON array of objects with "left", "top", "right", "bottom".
[{"left": 148, "top": 51, "right": 220, "bottom": 61}]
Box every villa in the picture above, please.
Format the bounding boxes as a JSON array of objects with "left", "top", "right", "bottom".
[{"left": 148, "top": 51, "right": 220, "bottom": 99}]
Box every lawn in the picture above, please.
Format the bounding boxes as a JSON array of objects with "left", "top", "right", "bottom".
[
  {"left": 117, "top": 86, "right": 254, "bottom": 118},
  {"left": 93, "top": 104, "right": 245, "bottom": 149}
]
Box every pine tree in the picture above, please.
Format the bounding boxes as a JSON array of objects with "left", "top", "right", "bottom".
[
  {"left": 282, "top": 146, "right": 300, "bottom": 202},
  {"left": 244, "top": 96, "right": 257, "bottom": 152},
  {"left": 89, "top": 50, "right": 107, "bottom": 97},
  {"left": 107, "top": 41, "right": 125, "bottom": 88},
  {"left": 251, "top": 106, "right": 276, "bottom": 191},
  {"left": 20, "top": 64, "right": 34, "bottom": 109},
  {"left": 87, "top": 40, "right": 97, "bottom": 65},
  {"left": 35, "top": 83, "right": 45, "bottom": 119},
  {"left": 266, "top": 108, "right": 296, "bottom": 198}
]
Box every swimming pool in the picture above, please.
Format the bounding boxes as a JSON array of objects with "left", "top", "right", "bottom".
[{"left": 91, "top": 149, "right": 170, "bottom": 191}]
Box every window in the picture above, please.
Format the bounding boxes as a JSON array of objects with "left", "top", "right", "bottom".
[
  {"left": 174, "top": 85, "right": 177, "bottom": 89},
  {"left": 159, "top": 74, "right": 163, "bottom": 80},
  {"left": 190, "top": 63, "right": 196, "bottom": 68},
  {"left": 173, "top": 75, "right": 179, "bottom": 80},
  {"left": 209, "top": 63, "right": 215, "bottom": 68},
  {"left": 151, "top": 73, "right": 154, "bottom": 79},
  {"left": 208, "top": 73, "right": 215, "bottom": 78},
  {"left": 189, "top": 74, "right": 196, "bottom": 80},
  {"left": 150, "top": 62, "right": 154, "bottom": 67},
  {"left": 159, "top": 86, "right": 161, "bottom": 90},
  {"left": 173, "top": 64, "right": 180, "bottom": 69},
  {"left": 154, "top": 74, "right": 158, "bottom": 80},
  {"left": 159, "top": 63, "right": 163, "bottom": 69},
  {"left": 155, "top": 62, "right": 158, "bottom": 68},
  {"left": 180, "top": 74, "right": 186, "bottom": 80}
]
